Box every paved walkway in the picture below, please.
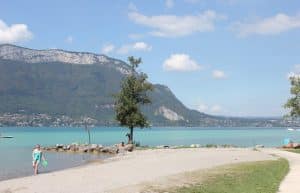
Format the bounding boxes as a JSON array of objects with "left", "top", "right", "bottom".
[{"left": 262, "top": 149, "right": 300, "bottom": 193}]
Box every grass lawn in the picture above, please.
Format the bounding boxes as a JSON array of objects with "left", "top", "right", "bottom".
[
  {"left": 162, "top": 158, "right": 289, "bottom": 193},
  {"left": 284, "top": 149, "right": 300, "bottom": 154}
]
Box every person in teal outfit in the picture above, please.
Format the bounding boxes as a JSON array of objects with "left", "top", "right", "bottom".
[{"left": 32, "top": 144, "right": 45, "bottom": 175}]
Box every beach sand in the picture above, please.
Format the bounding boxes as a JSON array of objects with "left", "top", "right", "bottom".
[{"left": 0, "top": 148, "right": 277, "bottom": 193}]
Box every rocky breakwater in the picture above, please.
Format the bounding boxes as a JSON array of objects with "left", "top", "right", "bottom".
[{"left": 42, "top": 143, "right": 134, "bottom": 154}]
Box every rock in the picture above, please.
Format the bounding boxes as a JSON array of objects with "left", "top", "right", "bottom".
[
  {"left": 255, "top": 144, "right": 264, "bottom": 148},
  {"left": 101, "top": 146, "right": 118, "bottom": 154},
  {"left": 49, "top": 146, "right": 56, "bottom": 151},
  {"left": 90, "top": 144, "right": 98, "bottom": 149},
  {"left": 88, "top": 144, "right": 99, "bottom": 152},
  {"left": 190, "top": 144, "right": 200, "bottom": 148},
  {"left": 63, "top": 145, "right": 69, "bottom": 151},
  {"left": 125, "top": 144, "right": 134, "bottom": 152},
  {"left": 56, "top": 144, "right": 64, "bottom": 149},
  {"left": 101, "top": 147, "right": 110, "bottom": 153},
  {"left": 94, "top": 145, "right": 103, "bottom": 153},
  {"left": 78, "top": 146, "right": 89, "bottom": 153},
  {"left": 44, "top": 143, "right": 122, "bottom": 154},
  {"left": 69, "top": 144, "right": 78, "bottom": 151},
  {"left": 93, "top": 148, "right": 101, "bottom": 153},
  {"left": 109, "top": 147, "right": 118, "bottom": 154}
]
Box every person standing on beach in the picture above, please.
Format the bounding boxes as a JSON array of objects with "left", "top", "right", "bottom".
[{"left": 32, "top": 144, "right": 45, "bottom": 175}]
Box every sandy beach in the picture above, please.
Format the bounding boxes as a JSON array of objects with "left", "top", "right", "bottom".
[{"left": 0, "top": 148, "right": 278, "bottom": 193}]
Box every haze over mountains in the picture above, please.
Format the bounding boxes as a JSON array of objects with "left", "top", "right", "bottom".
[{"left": 0, "top": 44, "right": 291, "bottom": 127}]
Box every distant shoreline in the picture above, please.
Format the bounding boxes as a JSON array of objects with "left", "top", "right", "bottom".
[{"left": 0, "top": 125, "right": 295, "bottom": 129}]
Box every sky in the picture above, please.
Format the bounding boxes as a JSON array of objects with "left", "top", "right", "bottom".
[{"left": 0, "top": 0, "right": 300, "bottom": 117}]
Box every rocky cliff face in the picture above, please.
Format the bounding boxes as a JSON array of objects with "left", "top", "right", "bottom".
[
  {"left": 0, "top": 44, "right": 109, "bottom": 64},
  {"left": 0, "top": 44, "right": 131, "bottom": 74}
]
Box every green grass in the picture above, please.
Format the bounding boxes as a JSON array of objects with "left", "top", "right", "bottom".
[
  {"left": 284, "top": 149, "right": 300, "bottom": 154},
  {"left": 164, "top": 159, "right": 289, "bottom": 193}
]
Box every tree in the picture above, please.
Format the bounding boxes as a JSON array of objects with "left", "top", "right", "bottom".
[
  {"left": 284, "top": 76, "right": 300, "bottom": 117},
  {"left": 115, "top": 56, "right": 153, "bottom": 144}
]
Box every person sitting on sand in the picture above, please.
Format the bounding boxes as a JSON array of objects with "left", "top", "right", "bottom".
[{"left": 32, "top": 144, "right": 45, "bottom": 175}]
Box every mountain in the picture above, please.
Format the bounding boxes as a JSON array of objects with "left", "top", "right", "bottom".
[{"left": 0, "top": 44, "right": 289, "bottom": 127}]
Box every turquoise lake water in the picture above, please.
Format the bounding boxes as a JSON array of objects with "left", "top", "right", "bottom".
[{"left": 1, "top": 127, "right": 300, "bottom": 181}]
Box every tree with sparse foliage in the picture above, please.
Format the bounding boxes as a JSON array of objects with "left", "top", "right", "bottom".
[
  {"left": 285, "top": 76, "right": 300, "bottom": 117},
  {"left": 115, "top": 56, "right": 153, "bottom": 144}
]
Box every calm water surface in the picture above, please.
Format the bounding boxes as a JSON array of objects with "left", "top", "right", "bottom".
[{"left": 0, "top": 127, "right": 299, "bottom": 181}]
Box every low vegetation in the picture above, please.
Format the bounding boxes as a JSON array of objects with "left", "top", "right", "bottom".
[
  {"left": 157, "top": 158, "right": 288, "bottom": 193},
  {"left": 284, "top": 149, "right": 300, "bottom": 154}
]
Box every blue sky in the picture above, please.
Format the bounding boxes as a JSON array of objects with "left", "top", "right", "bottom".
[{"left": 1, "top": 0, "right": 300, "bottom": 117}]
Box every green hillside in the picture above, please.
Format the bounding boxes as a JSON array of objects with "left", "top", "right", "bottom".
[{"left": 0, "top": 44, "right": 289, "bottom": 127}]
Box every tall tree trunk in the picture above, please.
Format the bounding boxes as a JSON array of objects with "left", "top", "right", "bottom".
[{"left": 129, "top": 126, "right": 134, "bottom": 144}]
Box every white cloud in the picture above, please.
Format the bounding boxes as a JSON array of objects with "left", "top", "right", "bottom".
[
  {"left": 232, "top": 13, "right": 300, "bottom": 37},
  {"left": 165, "top": 0, "right": 174, "bottom": 8},
  {"left": 132, "top": 42, "right": 152, "bottom": 51},
  {"left": 197, "top": 104, "right": 208, "bottom": 112},
  {"left": 210, "top": 105, "right": 222, "bottom": 113},
  {"left": 101, "top": 42, "right": 152, "bottom": 55},
  {"left": 65, "top": 36, "right": 73, "bottom": 44},
  {"left": 212, "top": 70, "right": 226, "bottom": 79},
  {"left": 116, "top": 41, "right": 152, "bottom": 55},
  {"left": 196, "top": 103, "right": 223, "bottom": 114},
  {"left": 0, "top": 20, "right": 33, "bottom": 44},
  {"left": 101, "top": 44, "right": 115, "bottom": 54},
  {"left": 287, "top": 64, "right": 300, "bottom": 79},
  {"left": 128, "top": 10, "right": 224, "bottom": 37},
  {"left": 163, "top": 54, "right": 201, "bottom": 71}
]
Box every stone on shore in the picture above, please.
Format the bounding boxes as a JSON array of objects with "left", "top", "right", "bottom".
[{"left": 44, "top": 143, "right": 120, "bottom": 154}]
